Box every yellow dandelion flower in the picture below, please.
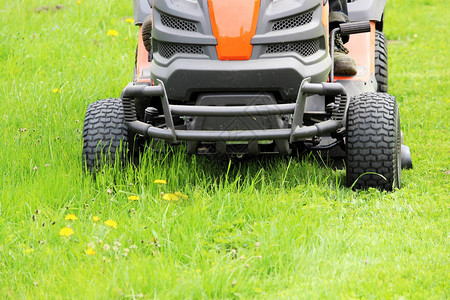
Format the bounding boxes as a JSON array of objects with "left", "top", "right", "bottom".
[
  {"left": 60, "top": 227, "right": 74, "bottom": 237},
  {"left": 65, "top": 214, "right": 78, "bottom": 221},
  {"left": 85, "top": 248, "right": 96, "bottom": 255},
  {"left": 128, "top": 195, "right": 140, "bottom": 201},
  {"left": 77, "top": 0, "right": 81, "bottom": 4},
  {"left": 23, "top": 248, "right": 34, "bottom": 254},
  {"left": 92, "top": 216, "right": 100, "bottom": 222},
  {"left": 125, "top": 18, "right": 134, "bottom": 24},
  {"left": 104, "top": 219, "right": 118, "bottom": 229},
  {"left": 174, "top": 191, "right": 189, "bottom": 199},
  {"left": 162, "top": 193, "right": 179, "bottom": 201},
  {"left": 107, "top": 29, "right": 119, "bottom": 37},
  {"left": 52, "top": 88, "right": 61, "bottom": 94},
  {"left": 154, "top": 179, "right": 167, "bottom": 184}
]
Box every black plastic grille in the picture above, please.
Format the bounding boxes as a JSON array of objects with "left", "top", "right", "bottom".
[
  {"left": 155, "top": 41, "right": 204, "bottom": 59},
  {"left": 160, "top": 14, "right": 198, "bottom": 32},
  {"left": 266, "top": 39, "right": 320, "bottom": 57},
  {"left": 272, "top": 11, "right": 313, "bottom": 31}
]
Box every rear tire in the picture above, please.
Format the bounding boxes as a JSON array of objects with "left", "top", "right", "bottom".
[
  {"left": 375, "top": 30, "right": 388, "bottom": 93},
  {"left": 142, "top": 16, "right": 153, "bottom": 53},
  {"left": 82, "top": 99, "right": 129, "bottom": 171},
  {"left": 346, "top": 93, "right": 401, "bottom": 191}
]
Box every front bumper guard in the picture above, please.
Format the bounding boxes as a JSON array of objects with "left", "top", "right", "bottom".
[{"left": 121, "top": 78, "right": 347, "bottom": 143}]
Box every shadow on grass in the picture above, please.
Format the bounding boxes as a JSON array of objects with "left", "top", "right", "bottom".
[
  {"left": 83, "top": 140, "right": 347, "bottom": 192},
  {"left": 136, "top": 143, "right": 346, "bottom": 191}
]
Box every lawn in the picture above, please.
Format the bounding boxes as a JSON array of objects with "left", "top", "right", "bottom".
[{"left": 0, "top": 0, "right": 448, "bottom": 298}]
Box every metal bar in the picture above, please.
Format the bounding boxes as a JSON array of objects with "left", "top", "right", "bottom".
[
  {"left": 122, "top": 83, "right": 164, "bottom": 98},
  {"left": 127, "top": 119, "right": 341, "bottom": 142},
  {"left": 147, "top": 127, "right": 176, "bottom": 140},
  {"left": 175, "top": 129, "right": 290, "bottom": 142},
  {"left": 292, "top": 120, "right": 341, "bottom": 141},
  {"left": 302, "top": 82, "right": 346, "bottom": 96},
  {"left": 157, "top": 80, "right": 177, "bottom": 142},
  {"left": 330, "top": 28, "right": 340, "bottom": 83},
  {"left": 170, "top": 103, "right": 296, "bottom": 117},
  {"left": 290, "top": 78, "right": 310, "bottom": 142}
]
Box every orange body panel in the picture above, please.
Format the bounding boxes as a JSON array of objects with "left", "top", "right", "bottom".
[
  {"left": 335, "top": 21, "right": 376, "bottom": 81},
  {"left": 136, "top": 27, "right": 151, "bottom": 84},
  {"left": 322, "top": 2, "right": 329, "bottom": 41},
  {"left": 208, "top": 0, "right": 260, "bottom": 61}
]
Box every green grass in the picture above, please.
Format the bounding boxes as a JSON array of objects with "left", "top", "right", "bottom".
[{"left": 0, "top": 0, "right": 449, "bottom": 298}]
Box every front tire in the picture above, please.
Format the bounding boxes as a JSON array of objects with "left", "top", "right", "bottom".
[
  {"left": 346, "top": 93, "right": 401, "bottom": 191},
  {"left": 82, "top": 99, "right": 129, "bottom": 171}
]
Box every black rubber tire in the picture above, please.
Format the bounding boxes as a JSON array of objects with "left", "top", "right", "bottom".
[
  {"left": 401, "top": 145, "right": 413, "bottom": 170},
  {"left": 346, "top": 92, "right": 401, "bottom": 191},
  {"left": 142, "top": 16, "right": 152, "bottom": 53},
  {"left": 82, "top": 99, "right": 128, "bottom": 171},
  {"left": 375, "top": 30, "right": 388, "bottom": 93}
]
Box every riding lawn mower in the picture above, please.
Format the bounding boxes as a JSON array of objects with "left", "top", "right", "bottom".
[{"left": 82, "top": 0, "right": 413, "bottom": 191}]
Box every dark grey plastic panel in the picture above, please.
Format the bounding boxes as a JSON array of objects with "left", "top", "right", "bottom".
[
  {"left": 151, "top": 0, "right": 217, "bottom": 62},
  {"left": 133, "top": 0, "right": 152, "bottom": 25},
  {"left": 251, "top": 0, "right": 328, "bottom": 64},
  {"left": 189, "top": 93, "right": 287, "bottom": 131},
  {"left": 150, "top": 0, "right": 331, "bottom": 102},
  {"left": 347, "top": 0, "right": 387, "bottom": 22},
  {"left": 187, "top": 93, "right": 290, "bottom": 155},
  {"left": 305, "top": 95, "right": 325, "bottom": 113},
  {"left": 151, "top": 56, "right": 331, "bottom": 102},
  {"left": 252, "top": 0, "right": 323, "bottom": 44}
]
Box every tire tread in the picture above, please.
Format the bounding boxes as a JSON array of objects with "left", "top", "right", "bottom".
[
  {"left": 375, "top": 30, "right": 388, "bottom": 93},
  {"left": 346, "top": 92, "right": 400, "bottom": 190},
  {"left": 82, "top": 99, "right": 128, "bottom": 171}
]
